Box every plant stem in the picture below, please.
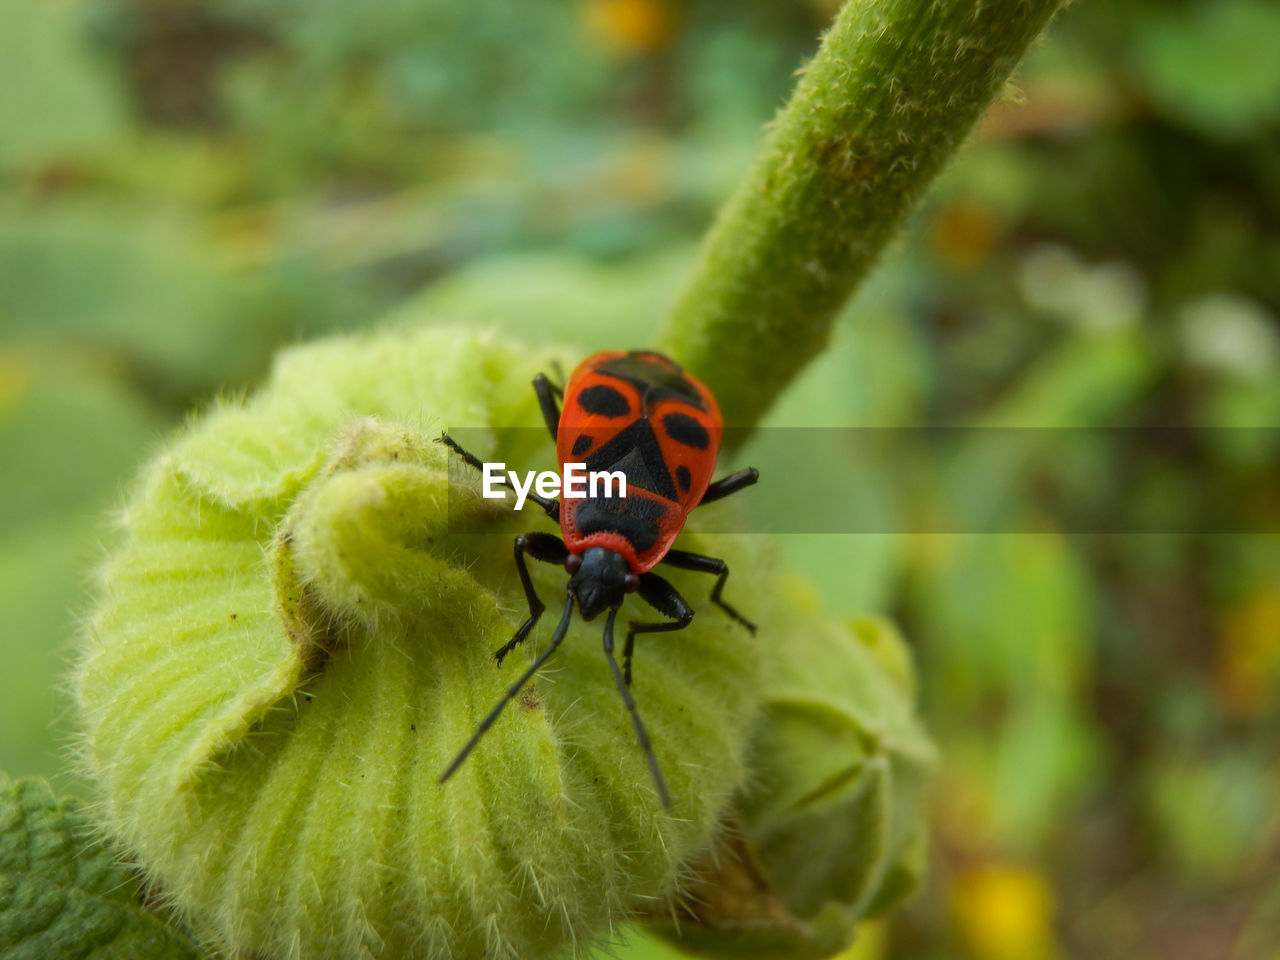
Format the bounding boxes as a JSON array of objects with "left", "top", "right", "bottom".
[{"left": 656, "top": 0, "right": 1062, "bottom": 431}]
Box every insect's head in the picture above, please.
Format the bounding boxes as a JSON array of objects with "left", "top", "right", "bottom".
[{"left": 564, "top": 547, "right": 639, "bottom": 620}]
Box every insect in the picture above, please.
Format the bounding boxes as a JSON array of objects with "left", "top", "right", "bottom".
[{"left": 438, "top": 350, "right": 758, "bottom": 808}]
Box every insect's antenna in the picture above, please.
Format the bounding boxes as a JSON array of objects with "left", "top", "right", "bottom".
[
  {"left": 440, "top": 593, "right": 575, "bottom": 785},
  {"left": 601, "top": 608, "right": 672, "bottom": 810}
]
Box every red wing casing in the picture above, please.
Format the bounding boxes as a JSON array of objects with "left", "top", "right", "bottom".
[{"left": 556, "top": 351, "right": 723, "bottom": 572}]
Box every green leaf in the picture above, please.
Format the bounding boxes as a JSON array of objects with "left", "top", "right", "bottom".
[
  {"left": 0, "top": 775, "right": 206, "bottom": 960},
  {"left": 1131, "top": 0, "right": 1280, "bottom": 139},
  {"left": 0, "top": 353, "right": 168, "bottom": 780},
  {"left": 0, "top": 0, "right": 127, "bottom": 166},
  {"left": 0, "top": 207, "right": 277, "bottom": 393}
]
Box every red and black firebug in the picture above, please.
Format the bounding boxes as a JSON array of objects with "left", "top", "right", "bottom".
[{"left": 439, "top": 350, "right": 758, "bottom": 808}]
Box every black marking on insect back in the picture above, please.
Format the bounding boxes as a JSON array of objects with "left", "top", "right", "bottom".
[
  {"left": 584, "top": 419, "right": 679, "bottom": 501},
  {"left": 603, "top": 446, "right": 648, "bottom": 487},
  {"left": 663, "top": 413, "right": 710, "bottom": 450},
  {"left": 578, "top": 384, "right": 631, "bottom": 418},
  {"left": 677, "top": 464, "right": 692, "bottom": 491},
  {"left": 627, "top": 350, "right": 678, "bottom": 369},
  {"left": 571, "top": 434, "right": 593, "bottom": 457},
  {"left": 596, "top": 355, "right": 706, "bottom": 411},
  {"left": 574, "top": 495, "right": 666, "bottom": 552}
]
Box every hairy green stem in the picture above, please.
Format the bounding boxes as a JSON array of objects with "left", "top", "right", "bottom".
[{"left": 656, "top": 0, "right": 1062, "bottom": 429}]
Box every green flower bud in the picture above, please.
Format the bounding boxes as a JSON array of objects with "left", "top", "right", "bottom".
[
  {"left": 72, "top": 326, "right": 766, "bottom": 960},
  {"left": 644, "top": 579, "right": 935, "bottom": 959}
]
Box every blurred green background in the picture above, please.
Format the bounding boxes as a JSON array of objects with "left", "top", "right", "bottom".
[{"left": 2, "top": 0, "right": 1278, "bottom": 958}]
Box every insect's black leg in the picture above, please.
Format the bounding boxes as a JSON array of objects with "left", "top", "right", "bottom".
[
  {"left": 437, "top": 432, "right": 559, "bottom": 521},
  {"left": 440, "top": 594, "right": 574, "bottom": 785},
  {"left": 624, "top": 571, "right": 694, "bottom": 687},
  {"left": 659, "top": 549, "right": 756, "bottom": 635},
  {"left": 494, "top": 532, "right": 570, "bottom": 666},
  {"left": 533, "top": 373, "right": 562, "bottom": 442},
  {"left": 698, "top": 467, "right": 759, "bottom": 506},
  {"left": 602, "top": 607, "right": 671, "bottom": 810},
  {"left": 622, "top": 631, "right": 635, "bottom": 689},
  {"left": 547, "top": 360, "right": 566, "bottom": 393}
]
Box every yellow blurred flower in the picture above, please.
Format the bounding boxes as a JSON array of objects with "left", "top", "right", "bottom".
[
  {"left": 583, "top": 0, "right": 676, "bottom": 55},
  {"left": 931, "top": 202, "right": 1001, "bottom": 267},
  {"left": 0, "top": 354, "right": 30, "bottom": 418},
  {"left": 1217, "top": 582, "right": 1280, "bottom": 716},
  {"left": 951, "top": 863, "right": 1057, "bottom": 960}
]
